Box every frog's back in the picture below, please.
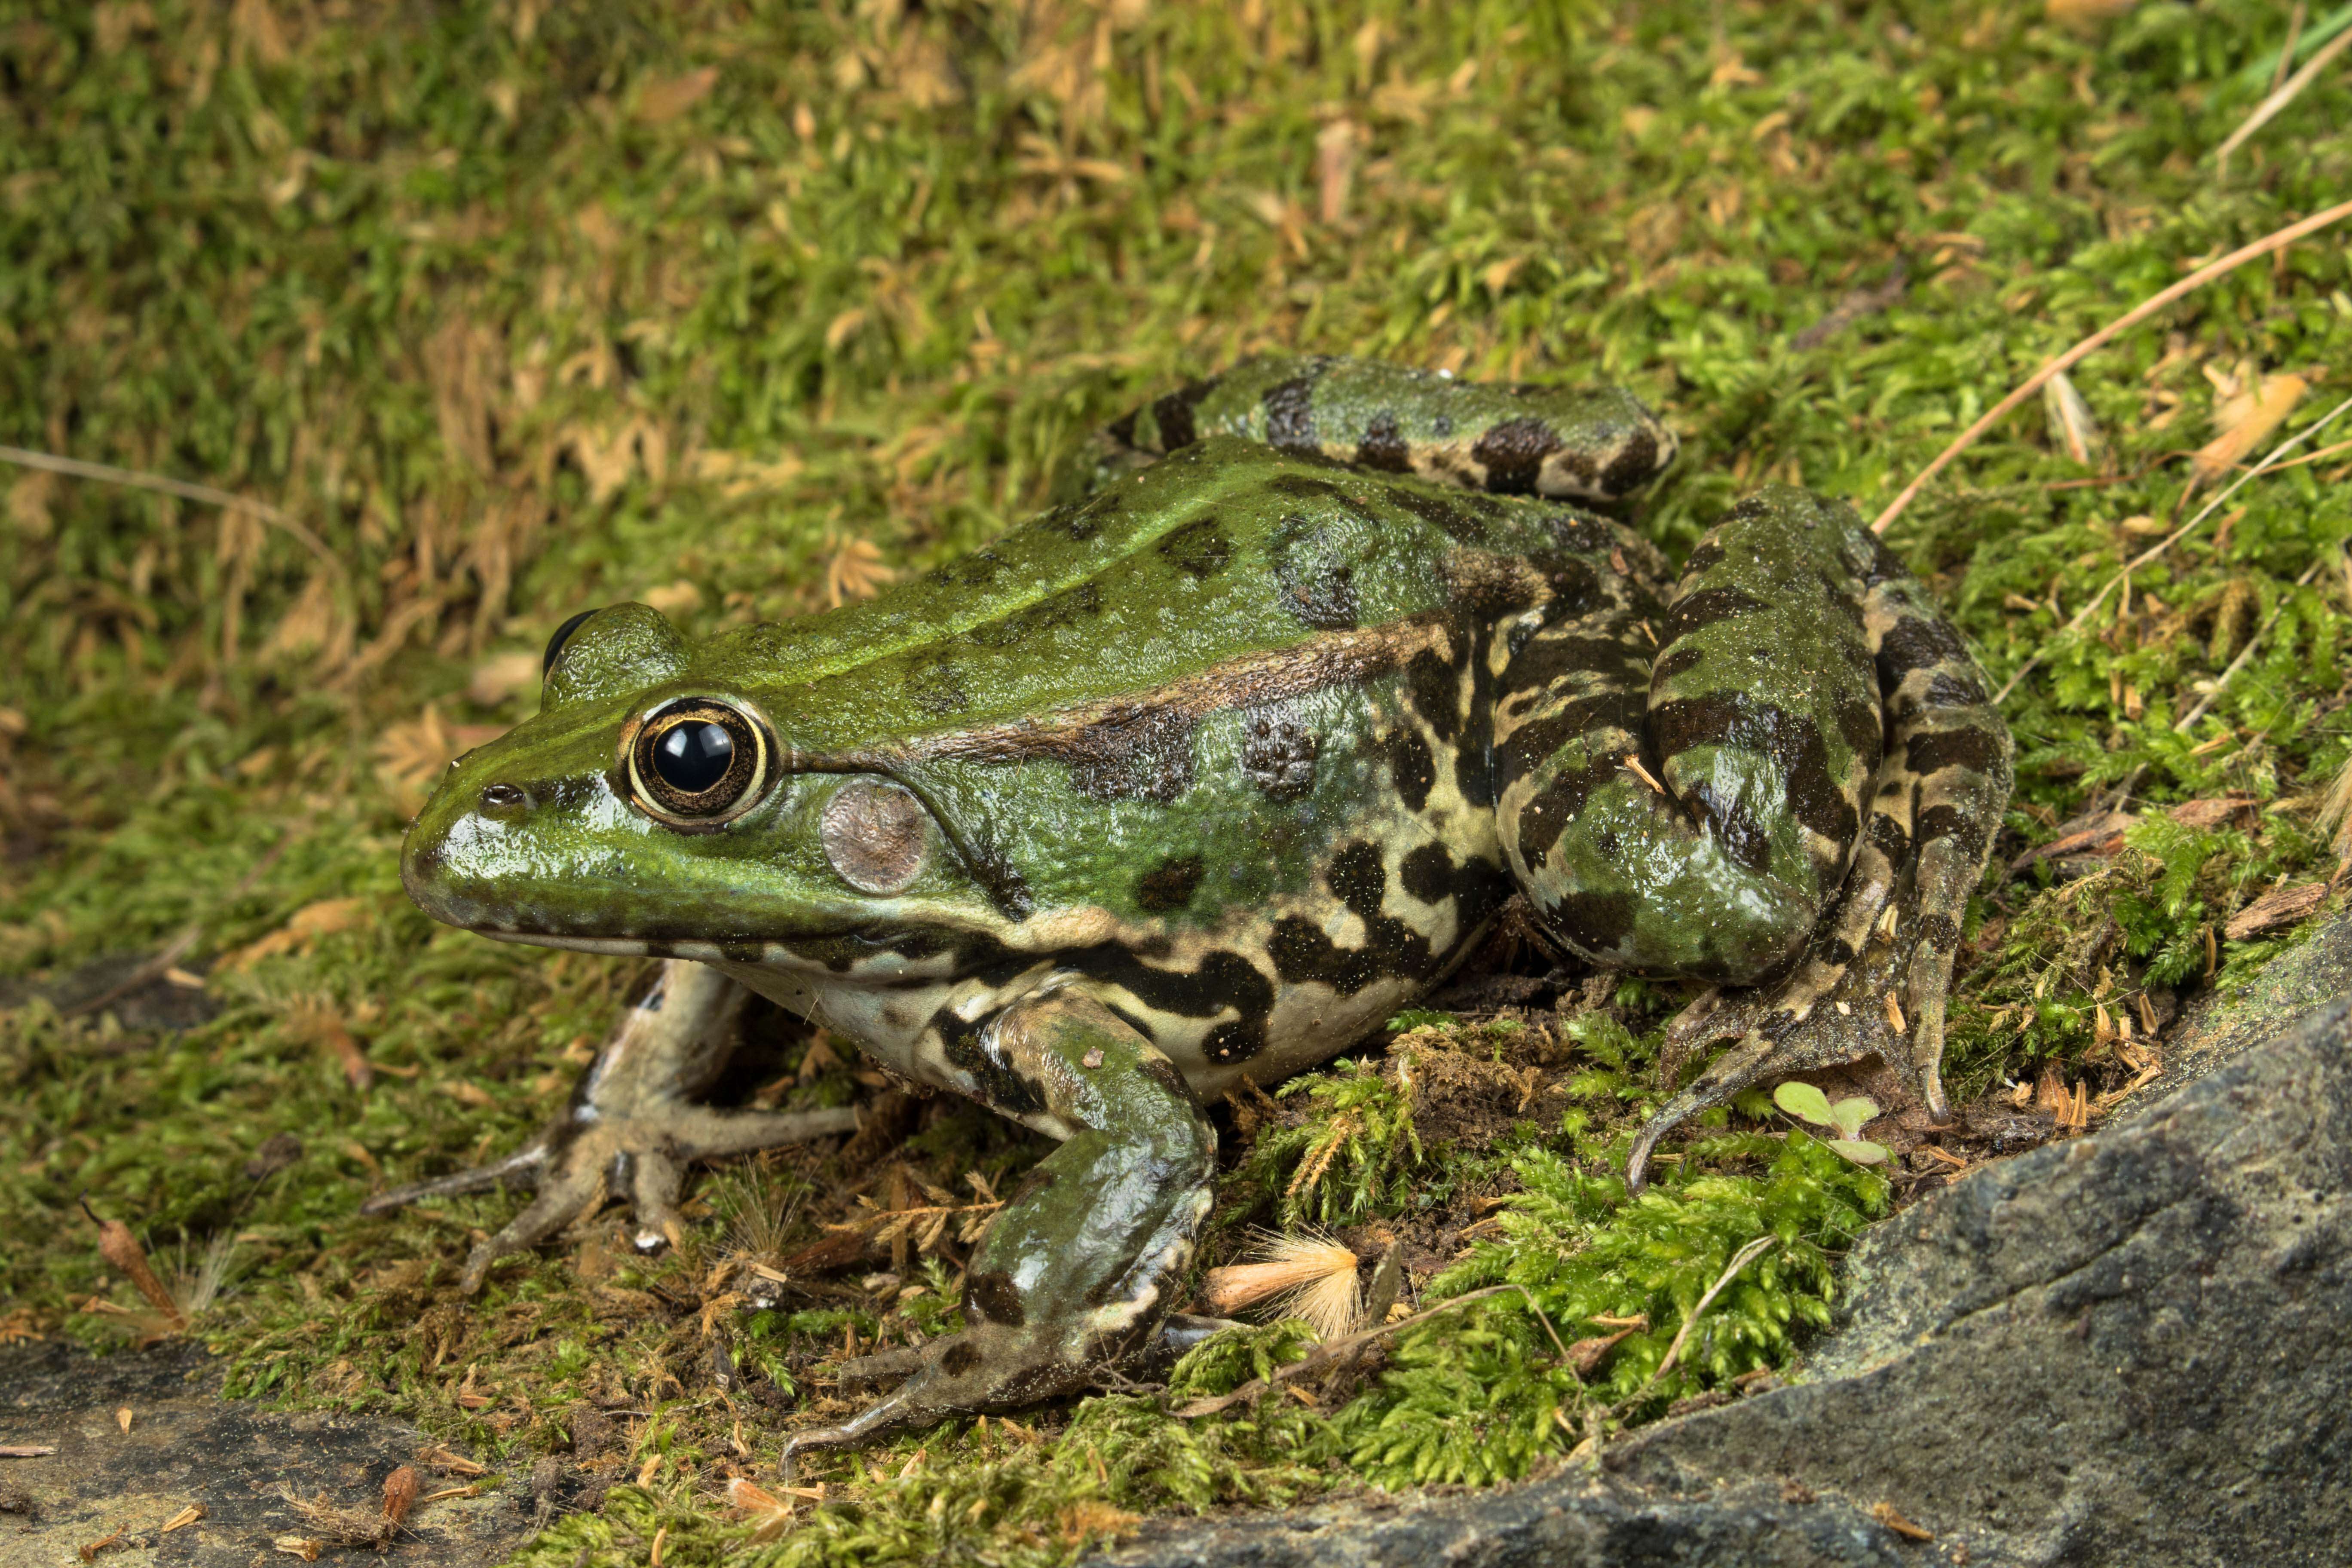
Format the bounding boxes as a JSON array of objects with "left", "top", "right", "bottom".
[
  {"left": 699, "top": 437, "right": 1626, "bottom": 755},
  {"left": 692, "top": 438, "right": 1658, "bottom": 1097}
]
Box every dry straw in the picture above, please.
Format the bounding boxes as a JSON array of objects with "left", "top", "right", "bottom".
[{"left": 1872, "top": 199, "right": 2352, "bottom": 538}]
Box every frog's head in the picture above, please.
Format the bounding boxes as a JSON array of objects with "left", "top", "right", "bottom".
[{"left": 401, "top": 604, "right": 1026, "bottom": 967}]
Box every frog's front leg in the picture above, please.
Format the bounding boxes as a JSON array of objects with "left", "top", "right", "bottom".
[
  {"left": 780, "top": 989, "right": 1215, "bottom": 1464},
  {"left": 359, "top": 960, "right": 858, "bottom": 1292}
]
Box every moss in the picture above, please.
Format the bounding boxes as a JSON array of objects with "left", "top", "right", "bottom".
[{"left": 6, "top": 0, "right": 2352, "bottom": 1564}]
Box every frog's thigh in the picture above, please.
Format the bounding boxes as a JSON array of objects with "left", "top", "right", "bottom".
[
  {"left": 786, "top": 992, "right": 1214, "bottom": 1454},
  {"left": 1497, "top": 490, "right": 1878, "bottom": 983}
]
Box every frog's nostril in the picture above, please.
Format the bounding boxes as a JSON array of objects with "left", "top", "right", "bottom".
[{"left": 480, "top": 783, "right": 528, "bottom": 811}]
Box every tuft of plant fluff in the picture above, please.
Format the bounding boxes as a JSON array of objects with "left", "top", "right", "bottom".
[{"left": 1200, "top": 1229, "right": 1362, "bottom": 1341}]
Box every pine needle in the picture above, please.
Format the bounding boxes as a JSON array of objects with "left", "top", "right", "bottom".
[
  {"left": 1991, "top": 393, "right": 2352, "bottom": 704},
  {"left": 2214, "top": 24, "right": 2352, "bottom": 169}
]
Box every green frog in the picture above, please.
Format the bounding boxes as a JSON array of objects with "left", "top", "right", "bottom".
[{"left": 373, "top": 355, "right": 2009, "bottom": 1458}]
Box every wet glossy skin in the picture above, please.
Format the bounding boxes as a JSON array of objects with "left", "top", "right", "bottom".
[{"left": 386, "top": 355, "right": 2010, "bottom": 1455}]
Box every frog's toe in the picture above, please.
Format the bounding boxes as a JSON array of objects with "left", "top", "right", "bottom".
[
  {"left": 619, "top": 1145, "right": 688, "bottom": 1257},
  {"left": 456, "top": 1148, "right": 610, "bottom": 1293},
  {"left": 780, "top": 1323, "right": 1088, "bottom": 1473},
  {"left": 357, "top": 1140, "right": 549, "bottom": 1216},
  {"left": 1626, "top": 927, "right": 1916, "bottom": 1193}
]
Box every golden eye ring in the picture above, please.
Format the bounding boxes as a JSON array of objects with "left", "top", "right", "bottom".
[{"left": 623, "top": 698, "right": 772, "bottom": 828}]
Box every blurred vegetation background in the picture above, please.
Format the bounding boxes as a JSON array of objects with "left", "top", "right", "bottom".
[{"left": 4, "top": 0, "right": 2351, "bottom": 1557}]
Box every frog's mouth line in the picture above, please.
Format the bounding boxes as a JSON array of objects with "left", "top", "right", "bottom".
[{"left": 471, "top": 930, "right": 655, "bottom": 956}]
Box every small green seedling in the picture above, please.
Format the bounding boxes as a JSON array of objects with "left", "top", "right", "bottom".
[{"left": 1772, "top": 1082, "right": 1892, "bottom": 1167}]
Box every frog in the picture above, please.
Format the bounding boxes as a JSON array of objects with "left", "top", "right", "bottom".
[{"left": 372, "top": 354, "right": 2010, "bottom": 1459}]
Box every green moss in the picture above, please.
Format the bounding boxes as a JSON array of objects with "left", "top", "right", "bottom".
[{"left": 6, "top": 0, "right": 2352, "bottom": 1563}]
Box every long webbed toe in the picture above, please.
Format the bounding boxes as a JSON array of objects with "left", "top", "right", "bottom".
[{"left": 358, "top": 960, "right": 858, "bottom": 1291}]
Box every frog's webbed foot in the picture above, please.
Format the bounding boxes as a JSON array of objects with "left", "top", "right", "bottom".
[
  {"left": 779, "top": 991, "right": 1215, "bottom": 1470},
  {"left": 358, "top": 960, "right": 859, "bottom": 1292}
]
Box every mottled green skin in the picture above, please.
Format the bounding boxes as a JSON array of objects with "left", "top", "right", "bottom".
[{"left": 393, "top": 355, "right": 2010, "bottom": 1450}]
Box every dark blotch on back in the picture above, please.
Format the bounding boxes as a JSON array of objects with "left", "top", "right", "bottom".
[
  {"left": 1268, "top": 838, "right": 1476, "bottom": 996},
  {"left": 903, "top": 655, "right": 971, "bottom": 715},
  {"left": 1651, "top": 644, "right": 1705, "bottom": 684},
  {"left": 1241, "top": 711, "right": 1318, "bottom": 799},
  {"left": 1203, "top": 1017, "right": 1267, "bottom": 1064},
  {"left": 1387, "top": 485, "right": 1487, "bottom": 543},
  {"left": 1916, "top": 802, "right": 1987, "bottom": 853},
  {"left": 1158, "top": 517, "right": 1233, "bottom": 579},
  {"left": 964, "top": 582, "right": 1104, "bottom": 648},
  {"left": 1836, "top": 696, "right": 1883, "bottom": 757},
  {"left": 1923, "top": 670, "right": 1990, "bottom": 709},
  {"left": 1356, "top": 410, "right": 1412, "bottom": 472},
  {"left": 965, "top": 1269, "right": 1026, "bottom": 1327},
  {"left": 1904, "top": 726, "right": 2001, "bottom": 777},
  {"left": 1385, "top": 729, "right": 1436, "bottom": 811},
  {"left": 1136, "top": 855, "right": 1205, "bottom": 913},
  {"left": 1066, "top": 708, "right": 1198, "bottom": 802},
  {"left": 1545, "top": 509, "right": 1619, "bottom": 555},
  {"left": 1661, "top": 585, "right": 1768, "bottom": 643},
  {"left": 1152, "top": 378, "right": 1218, "bottom": 450},
  {"left": 1263, "top": 376, "right": 1318, "bottom": 450},
  {"left": 1513, "top": 756, "right": 1622, "bottom": 862},
  {"left": 1546, "top": 887, "right": 1637, "bottom": 958},
  {"left": 1472, "top": 416, "right": 1563, "bottom": 494},
  {"left": 1269, "top": 513, "right": 1359, "bottom": 630},
  {"left": 1496, "top": 692, "right": 1643, "bottom": 784},
  {"left": 1406, "top": 648, "right": 1461, "bottom": 743},
  {"left": 1598, "top": 427, "right": 1662, "bottom": 495},
  {"left": 1400, "top": 842, "right": 1458, "bottom": 905},
  {"left": 1875, "top": 615, "right": 1972, "bottom": 683}
]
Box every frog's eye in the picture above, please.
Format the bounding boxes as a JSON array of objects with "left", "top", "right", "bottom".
[{"left": 625, "top": 698, "right": 772, "bottom": 827}]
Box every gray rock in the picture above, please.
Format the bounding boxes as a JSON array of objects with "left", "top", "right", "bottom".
[{"left": 1107, "top": 994, "right": 2352, "bottom": 1568}]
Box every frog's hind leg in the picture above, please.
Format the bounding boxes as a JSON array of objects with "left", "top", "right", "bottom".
[
  {"left": 780, "top": 990, "right": 1215, "bottom": 1464},
  {"left": 1496, "top": 487, "right": 1884, "bottom": 987},
  {"left": 1624, "top": 543, "right": 2012, "bottom": 1190},
  {"left": 358, "top": 960, "right": 858, "bottom": 1293},
  {"left": 1102, "top": 355, "right": 1678, "bottom": 502}
]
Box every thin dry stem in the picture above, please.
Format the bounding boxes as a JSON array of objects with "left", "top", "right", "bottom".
[
  {"left": 2273, "top": 3, "right": 2309, "bottom": 94},
  {"left": 1626, "top": 1234, "right": 1779, "bottom": 1404},
  {"left": 1871, "top": 199, "right": 2352, "bottom": 536},
  {"left": 1991, "top": 393, "right": 2352, "bottom": 704},
  {"left": 0, "top": 444, "right": 346, "bottom": 586},
  {"left": 2215, "top": 24, "right": 2352, "bottom": 168},
  {"left": 2171, "top": 552, "right": 2331, "bottom": 735}
]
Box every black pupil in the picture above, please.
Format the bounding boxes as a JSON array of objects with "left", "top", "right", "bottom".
[{"left": 652, "top": 720, "right": 734, "bottom": 794}]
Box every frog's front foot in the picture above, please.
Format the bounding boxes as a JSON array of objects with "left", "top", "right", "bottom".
[
  {"left": 781, "top": 989, "right": 1216, "bottom": 1467},
  {"left": 358, "top": 960, "right": 858, "bottom": 1292}
]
